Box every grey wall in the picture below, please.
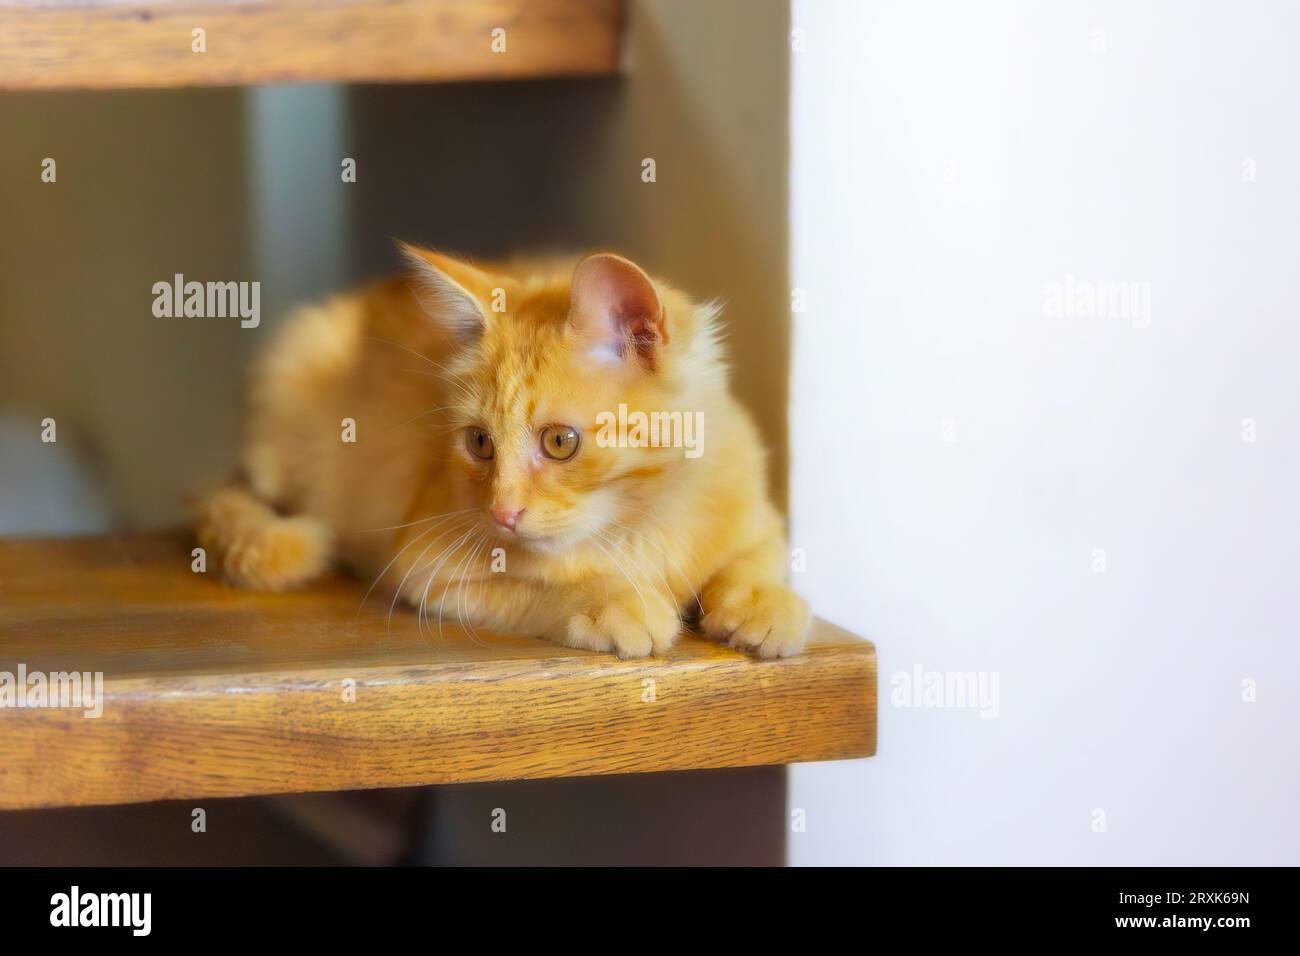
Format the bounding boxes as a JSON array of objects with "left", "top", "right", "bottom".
[{"left": 0, "top": 89, "right": 251, "bottom": 528}]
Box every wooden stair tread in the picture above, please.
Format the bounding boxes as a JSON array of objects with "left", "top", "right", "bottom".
[
  {"left": 0, "top": 0, "right": 624, "bottom": 91},
  {"left": 0, "top": 532, "right": 876, "bottom": 809}
]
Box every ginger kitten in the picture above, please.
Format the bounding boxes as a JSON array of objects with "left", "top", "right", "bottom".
[{"left": 196, "top": 246, "right": 810, "bottom": 658}]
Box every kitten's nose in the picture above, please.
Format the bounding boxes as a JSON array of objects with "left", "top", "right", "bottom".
[{"left": 491, "top": 505, "right": 522, "bottom": 531}]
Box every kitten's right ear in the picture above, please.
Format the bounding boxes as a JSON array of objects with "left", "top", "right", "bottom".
[
  {"left": 569, "top": 252, "right": 666, "bottom": 372},
  {"left": 397, "top": 241, "right": 492, "bottom": 340}
]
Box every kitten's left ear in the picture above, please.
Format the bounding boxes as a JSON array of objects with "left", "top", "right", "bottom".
[
  {"left": 397, "top": 241, "right": 493, "bottom": 341},
  {"left": 569, "top": 253, "right": 667, "bottom": 372}
]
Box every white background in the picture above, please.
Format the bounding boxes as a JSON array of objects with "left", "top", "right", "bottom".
[{"left": 789, "top": 0, "right": 1300, "bottom": 864}]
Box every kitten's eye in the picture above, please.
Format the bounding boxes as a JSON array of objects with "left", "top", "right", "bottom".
[
  {"left": 466, "top": 427, "right": 494, "bottom": 460},
  {"left": 540, "top": 425, "right": 581, "bottom": 461}
]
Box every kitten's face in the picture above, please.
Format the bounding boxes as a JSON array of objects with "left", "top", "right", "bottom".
[{"left": 408, "top": 250, "right": 683, "bottom": 554}]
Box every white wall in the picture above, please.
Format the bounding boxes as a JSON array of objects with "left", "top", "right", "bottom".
[{"left": 789, "top": 0, "right": 1300, "bottom": 865}]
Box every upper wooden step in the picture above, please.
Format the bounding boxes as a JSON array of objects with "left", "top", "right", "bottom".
[
  {"left": 0, "top": 0, "right": 625, "bottom": 90},
  {"left": 0, "top": 533, "right": 876, "bottom": 809}
]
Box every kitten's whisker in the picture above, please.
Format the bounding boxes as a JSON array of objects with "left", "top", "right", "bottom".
[
  {"left": 397, "top": 404, "right": 458, "bottom": 427},
  {"left": 359, "top": 521, "right": 441, "bottom": 622},
  {"left": 413, "top": 519, "right": 485, "bottom": 646},
  {"left": 474, "top": 534, "right": 498, "bottom": 645},
  {"left": 366, "top": 335, "right": 447, "bottom": 373},
  {"left": 386, "top": 517, "right": 473, "bottom": 640},
  {"left": 422, "top": 356, "right": 470, "bottom": 379},
  {"left": 456, "top": 533, "right": 491, "bottom": 648},
  {"left": 396, "top": 518, "right": 476, "bottom": 621},
  {"left": 401, "top": 367, "right": 476, "bottom": 395},
  {"left": 413, "top": 526, "right": 468, "bottom": 643},
  {"left": 469, "top": 533, "right": 494, "bottom": 647},
  {"left": 418, "top": 524, "right": 479, "bottom": 645},
  {"left": 366, "top": 335, "right": 475, "bottom": 401},
  {"left": 357, "top": 507, "right": 477, "bottom": 534},
  {"left": 438, "top": 527, "right": 486, "bottom": 645},
  {"left": 445, "top": 531, "right": 478, "bottom": 644},
  {"left": 598, "top": 528, "right": 675, "bottom": 608},
  {"left": 590, "top": 533, "right": 653, "bottom": 630},
  {"left": 608, "top": 516, "right": 700, "bottom": 609},
  {"left": 454, "top": 534, "right": 478, "bottom": 644},
  {"left": 606, "top": 529, "right": 685, "bottom": 609},
  {"left": 615, "top": 503, "right": 697, "bottom": 574},
  {"left": 357, "top": 510, "right": 477, "bottom": 622}
]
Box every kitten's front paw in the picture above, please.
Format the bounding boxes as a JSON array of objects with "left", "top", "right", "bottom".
[
  {"left": 700, "top": 584, "right": 811, "bottom": 658},
  {"left": 551, "top": 590, "right": 681, "bottom": 659}
]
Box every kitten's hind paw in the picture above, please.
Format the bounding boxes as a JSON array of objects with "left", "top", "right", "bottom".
[
  {"left": 220, "top": 516, "right": 333, "bottom": 591},
  {"left": 197, "top": 484, "right": 333, "bottom": 591}
]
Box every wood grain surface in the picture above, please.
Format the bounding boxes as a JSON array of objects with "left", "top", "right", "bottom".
[
  {"left": 0, "top": 533, "right": 876, "bottom": 809},
  {"left": 0, "top": 0, "right": 624, "bottom": 90}
]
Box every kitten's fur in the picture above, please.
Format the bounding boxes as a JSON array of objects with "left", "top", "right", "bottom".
[{"left": 196, "top": 247, "right": 810, "bottom": 658}]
